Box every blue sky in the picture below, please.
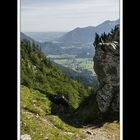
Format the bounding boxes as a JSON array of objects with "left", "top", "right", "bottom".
[{"left": 21, "top": 0, "right": 119, "bottom": 32}]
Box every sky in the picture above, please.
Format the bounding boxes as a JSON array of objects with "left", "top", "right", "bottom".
[{"left": 21, "top": 0, "right": 119, "bottom": 32}]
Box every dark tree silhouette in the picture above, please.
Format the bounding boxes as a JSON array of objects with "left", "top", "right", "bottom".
[{"left": 94, "top": 33, "right": 100, "bottom": 46}]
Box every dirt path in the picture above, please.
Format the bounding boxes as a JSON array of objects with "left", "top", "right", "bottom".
[
  {"left": 81, "top": 123, "right": 119, "bottom": 140},
  {"left": 51, "top": 113, "right": 120, "bottom": 140}
]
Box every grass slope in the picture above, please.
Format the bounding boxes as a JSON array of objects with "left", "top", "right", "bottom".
[{"left": 21, "top": 85, "right": 85, "bottom": 140}]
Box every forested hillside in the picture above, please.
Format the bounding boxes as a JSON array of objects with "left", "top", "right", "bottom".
[{"left": 21, "top": 40, "right": 92, "bottom": 109}]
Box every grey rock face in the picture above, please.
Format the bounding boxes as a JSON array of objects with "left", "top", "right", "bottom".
[{"left": 93, "top": 26, "right": 119, "bottom": 113}]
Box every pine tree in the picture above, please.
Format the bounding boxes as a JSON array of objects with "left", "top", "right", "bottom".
[{"left": 94, "top": 33, "right": 99, "bottom": 46}]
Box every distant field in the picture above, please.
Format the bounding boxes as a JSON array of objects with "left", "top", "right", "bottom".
[
  {"left": 76, "top": 58, "right": 94, "bottom": 71},
  {"left": 48, "top": 54, "right": 96, "bottom": 76},
  {"left": 47, "top": 54, "right": 76, "bottom": 59}
]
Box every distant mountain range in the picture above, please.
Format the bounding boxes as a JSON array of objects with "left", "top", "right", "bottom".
[
  {"left": 20, "top": 19, "right": 119, "bottom": 86},
  {"left": 22, "top": 19, "right": 119, "bottom": 45},
  {"left": 57, "top": 19, "right": 119, "bottom": 44},
  {"left": 24, "top": 32, "right": 66, "bottom": 43}
]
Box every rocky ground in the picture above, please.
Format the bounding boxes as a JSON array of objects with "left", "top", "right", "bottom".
[
  {"left": 81, "top": 122, "right": 119, "bottom": 140},
  {"left": 21, "top": 109, "right": 119, "bottom": 140}
]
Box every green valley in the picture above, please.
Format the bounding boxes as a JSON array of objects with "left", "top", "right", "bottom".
[
  {"left": 20, "top": 20, "right": 120, "bottom": 140},
  {"left": 21, "top": 40, "right": 92, "bottom": 109},
  {"left": 20, "top": 40, "right": 95, "bottom": 139}
]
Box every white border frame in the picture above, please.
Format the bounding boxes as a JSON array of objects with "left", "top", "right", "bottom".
[
  {"left": 17, "top": 0, "right": 123, "bottom": 140},
  {"left": 120, "top": 0, "right": 123, "bottom": 140},
  {"left": 17, "top": 0, "right": 20, "bottom": 139}
]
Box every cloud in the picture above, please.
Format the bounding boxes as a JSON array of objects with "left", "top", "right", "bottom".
[{"left": 21, "top": 0, "right": 119, "bottom": 32}]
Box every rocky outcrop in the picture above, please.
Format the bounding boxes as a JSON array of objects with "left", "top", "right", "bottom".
[{"left": 93, "top": 25, "right": 119, "bottom": 114}]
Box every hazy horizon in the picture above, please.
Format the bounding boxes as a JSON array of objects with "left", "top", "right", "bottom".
[{"left": 21, "top": 0, "right": 119, "bottom": 32}]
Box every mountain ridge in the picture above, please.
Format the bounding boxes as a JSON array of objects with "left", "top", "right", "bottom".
[{"left": 57, "top": 19, "right": 119, "bottom": 44}]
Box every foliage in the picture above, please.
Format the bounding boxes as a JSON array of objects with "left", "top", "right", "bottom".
[
  {"left": 21, "top": 85, "right": 52, "bottom": 117},
  {"left": 93, "top": 24, "right": 120, "bottom": 46},
  {"left": 21, "top": 40, "right": 91, "bottom": 109},
  {"left": 74, "top": 92, "right": 100, "bottom": 123}
]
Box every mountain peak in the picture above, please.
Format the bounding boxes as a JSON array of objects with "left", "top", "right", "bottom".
[{"left": 57, "top": 19, "right": 119, "bottom": 44}]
